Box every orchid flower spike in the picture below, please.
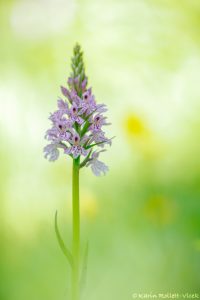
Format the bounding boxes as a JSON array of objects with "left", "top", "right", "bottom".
[{"left": 43, "top": 43, "right": 112, "bottom": 176}]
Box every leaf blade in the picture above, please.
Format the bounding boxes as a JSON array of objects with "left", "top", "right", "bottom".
[{"left": 54, "top": 211, "right": 74, "bottom": 269}]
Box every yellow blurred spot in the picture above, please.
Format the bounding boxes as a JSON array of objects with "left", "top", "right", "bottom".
[
  {"left": 125, "top": 114, "right": 148, "bottom": 137},
  {"left": 80, "top": 190, "right": 98, "bottom": 221},
  {"left": 124, "top": 113, "right": 165, "bottom": 159},
  {"left": 144, "top": 195, "right": 176, "bottom": 226}
]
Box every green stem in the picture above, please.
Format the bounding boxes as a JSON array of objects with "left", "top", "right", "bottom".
[{"left": 72, "top": 157, "right": 80, "bottom": 300}]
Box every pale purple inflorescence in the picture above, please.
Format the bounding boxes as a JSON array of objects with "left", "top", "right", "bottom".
[{"left": 43, "top": 44, "right": 112, "bottom": 176}]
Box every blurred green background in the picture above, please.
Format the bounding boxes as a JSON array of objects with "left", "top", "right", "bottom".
[{"left": 0, "top": 0, "right": 200, "bottom": 299}]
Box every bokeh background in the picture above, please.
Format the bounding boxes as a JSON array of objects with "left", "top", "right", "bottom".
[{"left": 0, "top": 0, "right": 200, "bottom": 299}]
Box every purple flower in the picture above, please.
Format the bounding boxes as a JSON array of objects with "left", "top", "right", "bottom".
[
  {"left": 43, "top": 44, "right": 112, "bottom": 176},
  {"left": 79, "top": 88, "right": 97, "bottom": 115},
  {"left": 86, "top": 150, "right": 109, "bottom": 176},
  {"left": 45, "top": 127, "right": 68, "bottom": 143},
  {"left": 89, "top": 114, "right": 110, "bottom": 132},
  {"left": 67, "top": 77, "right": 73, "bottom": 86},
  {"left": 81, "top": 77, "right": 88, "bottom": 91},
  {"left": 57, "top": 98, "right": 69, "bottom": 113},
  {"left": 96, "top": 104, "right": 108, "bottom": 113},
  {"left": 49, "top": 110, "right": 63, "bottom": 123},
  {"left": 67, "top": 76, "right": 80, "bottom": 91},
  {"left": 60, "top": 86, "right": 71, "bottom": 101},
  {"left": 65, "top": 133, "right": 89, "bottom": 159},
  {"left": 44, "top": 143, "right": 61, "bottom": 161},
  {"left": 69, "top": 104, "right": 84, "bottom": 125},
  {"left": 71, "top": 90, "right": 82, "bottom": 106},
  {"left": 88, "top": 131, "right": 112, "bottom": 147}
]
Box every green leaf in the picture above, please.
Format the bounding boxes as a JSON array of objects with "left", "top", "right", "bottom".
[
  {"left": 80, "top": 241, "right": 89, "bottom": 294},
  {"left": 80, "top": 149, "right": 92, "bottom": 169},
  {"left": 80, "top": 120, "right": 90, "bottom": 138},
  {"left": 54, "top": 211, "right": 73, "bottom": 269},
  {"left": 86, "top": 141, "right": 106, "bottom": 149}
]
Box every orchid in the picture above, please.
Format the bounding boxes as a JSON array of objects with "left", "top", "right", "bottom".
[{"left": 43, "top": 44, "right": 112, "bottom": 300}]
